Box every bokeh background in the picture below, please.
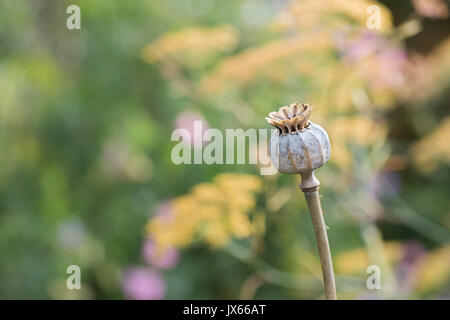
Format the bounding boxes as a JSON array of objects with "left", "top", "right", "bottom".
[{"left": 0, "top": 0, "right": 449, "bottom": 299}]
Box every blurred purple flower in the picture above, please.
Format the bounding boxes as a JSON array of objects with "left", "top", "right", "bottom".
[
  {"left": 371, "top": 171, "right": 402, "bottom": 200},
  {"left": 174, "top": 110, "right": 209, "bottom": 148},
  {"left": 143, "top": 239, "right": 179, "bottom": 269},
  {"left": 401, "top": 241, "right": 426, "bottom": 266},
  {"left": 122, "top": 267, "right": 166, "bottom": 300},
  {"left": 396, "top": 241, "right": 426, "bottom": 293}
]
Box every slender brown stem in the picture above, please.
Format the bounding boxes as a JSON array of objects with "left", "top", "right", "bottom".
[{"left": 300, "top": 171, "right": 337, "bottom": 300}]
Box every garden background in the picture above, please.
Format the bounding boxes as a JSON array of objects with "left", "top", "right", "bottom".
[{"left": 0, "top": 0, "right": 449, "bottom": 299}]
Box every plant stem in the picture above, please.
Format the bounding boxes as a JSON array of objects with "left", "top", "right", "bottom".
[
  {"left": 301, "top": 171, "right": 337, "bottom": 300},
  {"left": 224, "top": 241, "right": 361, "bottom": 295}
]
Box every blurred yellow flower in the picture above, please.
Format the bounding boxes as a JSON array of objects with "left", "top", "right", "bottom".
[
  {"left": 275, "top": 0, "right": 392, "bottom": 32},
  {"left": 411, "top": 116, "right": 450, "bottom": 173},
  {"left": 146, "top": 174, "right": 262, "bottom": 251},
  {"left": 414, "top": 246, "right": 450, "bottom": 293},
  {"left": 141, "top": 25, "right": 238, "bottom": 65},
  {"left": 335, "top": 241, "right": 403, "bottom": 275},
  {"left": 327, "top": 115, "right": 387, "bottom": 168},
  {"left": 329, "top": 115, "right": 387, "bottom": 146},
  {"left": 201, "top": 32, "right": 332, "bottom": 94}
]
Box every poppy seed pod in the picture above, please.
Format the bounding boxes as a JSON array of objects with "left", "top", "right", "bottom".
[
  {"left": 267, "top": 103, "right": 331, "bottom": 188},
  {"left": 266, "top": 102, "right": 337, "bottom": 299}
]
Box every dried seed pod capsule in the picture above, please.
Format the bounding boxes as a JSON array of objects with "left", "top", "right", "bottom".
[
  {"left": 269, "top": 122, "right": 331, "bottom": 174},
  {"left": 267, "top": 103, "right": 331, "bottom": 180}
]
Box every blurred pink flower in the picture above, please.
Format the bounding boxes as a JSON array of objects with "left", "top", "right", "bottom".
[
  {"left": 174, "top": 110, "right": 209, "bottom": 147},
  {"left": 374, "top": 48, "right": 408, "bottom": 88},
  {"left": 143, "top": 239, "right": 179, "bottom": 269},
  {"left": 122, "top": 267, "right": 166, "bottom": 300},
  {"left": 412, "top": 0, "right": 448, "bottom": 19},
  {"left": 337, "top": 31, "right": 383, "bottom": 62},
  {"left": 153, "top": 200, "right": 174, "bottom": 221},
  {"left": 334, "top": 31, "right": 408, "bottom": 89}
]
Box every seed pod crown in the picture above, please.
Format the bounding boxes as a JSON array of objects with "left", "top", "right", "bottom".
[{"left": 266, "top": 102, "right": 311, "bottom": 135}]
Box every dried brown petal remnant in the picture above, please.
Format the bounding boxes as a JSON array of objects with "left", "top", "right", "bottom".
[{"left": 266, "top": 102, "right": 312, "bottom": 135}]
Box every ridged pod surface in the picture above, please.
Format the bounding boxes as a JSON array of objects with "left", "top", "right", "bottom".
[{"left": 270, "top": 122, "right": 331, "bottom": 174}]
